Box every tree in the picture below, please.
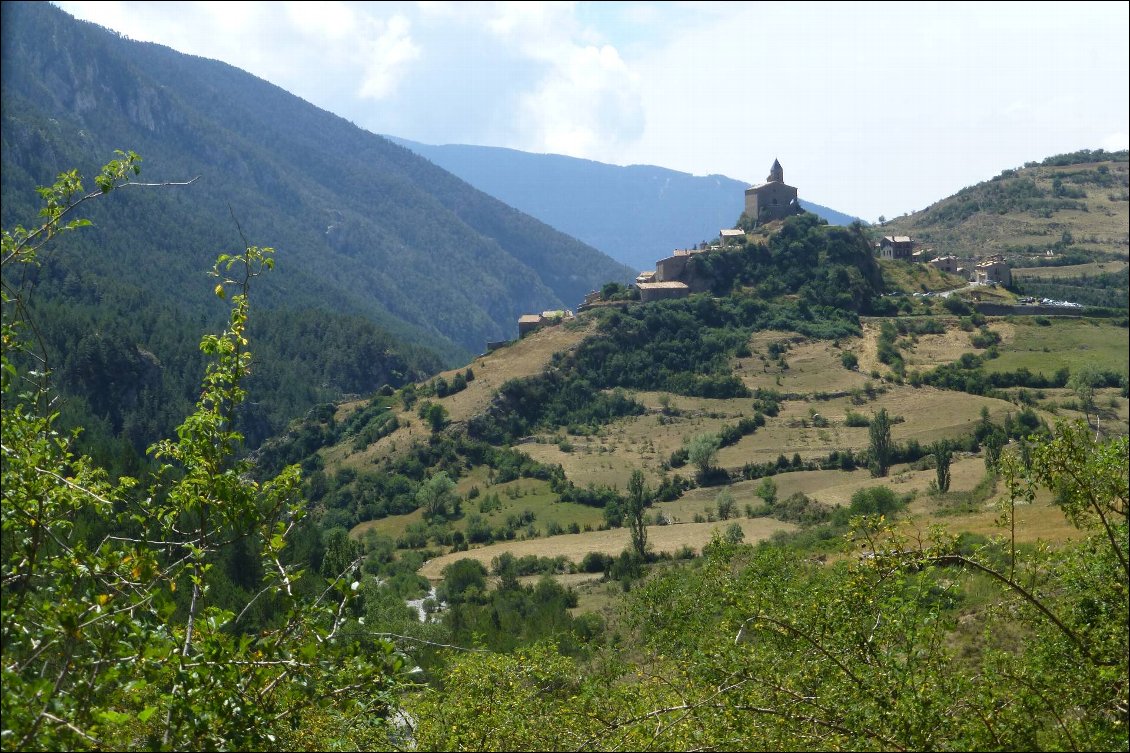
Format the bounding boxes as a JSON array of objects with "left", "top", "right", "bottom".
[
  {"left": 602, "top": 281, "right": 626, "bottom": 300},
  {"left": 983, "top": 427, "right": 1007, "bottom": 472},
  {"left": 1068, "top": 365, "right": 1100, "bottom": 427},
  {"left": 715, "top": 489, "right": 737, "bottom": 520},
  {"left": 438, "top": 558, "right": 488, "bottom": 603},
  {"left": 932, "top": 441, "right": 952, "bottom": 493},
  {"left": 1, "top": 154, "right": 406, "bottom": 750},
  {"left": 868, "top": 408, "right": 893, "bottom": 477},
  {"left": 321, "top": 528, "right": 361, "bottom": 579},
  {"left": 687, "top": 433, "right": 721, "bottom": 478},
  {"left": 848, "top": 485, "right": 902, "bottom": 516},
  {"left": 426, "top": 402, "right": 449, "bottom": 433},
  {"left": 626, "top": 469, "right": 650, "bottom": 560},
  {"left": 756, "top": 477, "right": 778, "bottom": 507},
  {"left": 417, "top": 471, "right": 457, "bottom": 520}
]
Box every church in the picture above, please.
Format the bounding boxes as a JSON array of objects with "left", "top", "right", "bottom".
[{"left": 744, "top": 159, "right": 802, "bottom": 223}]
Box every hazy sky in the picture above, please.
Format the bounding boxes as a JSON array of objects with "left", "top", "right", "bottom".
[{"left": 54, "top": 1, "right": 1129, "bottom": 222}]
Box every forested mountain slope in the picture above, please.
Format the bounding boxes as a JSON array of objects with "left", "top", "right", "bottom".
[{"left": 0, "top": 1, "right": 632, "bottom": 456}]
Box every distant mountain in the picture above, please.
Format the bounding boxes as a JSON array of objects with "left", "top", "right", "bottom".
[
  {"left": 387, "top": 137, "right": 863, "bottom": 272},
  {"left": 0, "top": 1, "right": 633, "bottom": 455}
]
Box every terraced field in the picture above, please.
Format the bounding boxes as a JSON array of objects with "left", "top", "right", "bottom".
[{"left": 339, "top": 310, "right": 1125, "bottom": 586}]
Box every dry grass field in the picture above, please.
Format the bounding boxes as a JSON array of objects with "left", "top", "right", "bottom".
[
  {"left": 412, "top": 449, "right": 1080, "bottom": 586},
  {"left": 877, "top": 259, "right": 969, "bottom": 293},
  {"left": 982, "top": 317, "right": 1129, "bottom": 377},
  {"left": 324, "top": 319, "right": 594, "bottom": 471},
  {"left": 517, "top": 384, "right": 1019, "bottom": 493},
  {"left": 416, "top": 517, "right": 796, "bottom": 580},
  {"left": 1012, "top": 259, "right": 1129, "bottom": 280},
  {"left": 323, "top": 298, "right": 1124, "bottom": 593}
]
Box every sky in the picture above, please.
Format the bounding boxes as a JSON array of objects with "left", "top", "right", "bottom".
[{"left": 53, "top": 1, "right": 1130, "bottom": 222}]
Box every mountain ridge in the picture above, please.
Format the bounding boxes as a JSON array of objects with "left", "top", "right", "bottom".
[
  {"left": 1, "top": 1, "right": 634, "bottom": 357},
  {"left": 0, "top": 0, "right": 632, "bottom": 455},
  {"left": 386, "top": 135, "right": 864, "bottom": 271}
]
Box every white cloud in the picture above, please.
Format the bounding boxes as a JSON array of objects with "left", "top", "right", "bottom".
[
  {"left": 517, "top": 42, "right": 643, "bottom": 157},
  {"left": 284, "top": 1, "right": 357, "bottom": 42},
  {"left": 356, "top": 14, "right": 421, "bottom": 100},
  {"left": 49, "top": 1, "right": 1128, "bottom": 221}
]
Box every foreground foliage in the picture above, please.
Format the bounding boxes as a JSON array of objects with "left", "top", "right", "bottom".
[
  {"left": 2, "top": 156, "right": 406, "bottom": 750},
  {"left": 407, "top": 422, "right": 1128, "bottom": 751}
]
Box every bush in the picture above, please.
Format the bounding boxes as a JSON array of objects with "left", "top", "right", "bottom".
[
  {"left": 580, "top": 551, "right": 612, "bottom": 573},
  {"left": 848, "top": 486, "right": 907, "bottom": 517},
  {"left": 773, "top": 491, "right": 833, "bottom": 525},
  {"left": 970, "top": 328, "right": 1002, "bottom": 349},
  {"left": 943, "top": 296, "right": 972, "bottom": 315}
]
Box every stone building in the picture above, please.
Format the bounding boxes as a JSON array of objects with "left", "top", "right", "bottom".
[
  {"left": 929, "top": 255, "right": 963, "bottom": 275},
  {"left": 744, "top": 159, "right": 801, "bottom": 224},
  {"left": 655, "top": 249, "right": 696, "bottom": 282},
  {"left": 878, "top": 236, "right": 915, "bottom": 260},
  {"left": 637, "top": 281, "right": 690, "bottom": 302},
  {"left": 719, "top": 228, "right": 745, "bottom": 246},
  {"left": 517, "top": 314, "right": 543, "bottom": 338},
  {"left": 975, "top": 255, "right": 1011, "bottom": 286}
]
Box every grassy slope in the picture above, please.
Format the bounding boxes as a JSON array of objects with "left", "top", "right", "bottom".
[
  {"left": 884, "top": 158, "right": 1130, "bottom": 262},
  {"left": 336, "top": 310, "right": 1126, "bottom": 581},
  {"left": 981, "top": 317, "right": 1129, "bottom": 375},
  {"left": 1012, "top": 259, "right": 1129, "bottom": 279}
]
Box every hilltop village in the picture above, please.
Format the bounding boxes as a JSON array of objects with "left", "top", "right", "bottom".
[{"left": 514, "top": 159, "right": 1016, "bottom": 341}]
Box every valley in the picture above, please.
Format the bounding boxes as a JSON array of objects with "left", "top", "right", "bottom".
[{"left": 2, "top": 4, "right": 1126, "bottom": 749}]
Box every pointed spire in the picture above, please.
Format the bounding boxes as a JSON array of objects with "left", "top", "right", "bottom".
[{"left": 767, "top": 158, "right": 783, "bottom": 183}]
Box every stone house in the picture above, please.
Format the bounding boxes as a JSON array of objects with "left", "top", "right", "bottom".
[
  {"left": 929, "top": 255, "right": 962, "bottom": 275},
  {"left": 719, "top": 228, "right": 745, "bottom": 247},
  {"left": 655, "top": 247, "right": 708, "bottom": 282},
  {"left": 878, "top": 236, "right": 915, "bottom": 260},
  {"left": 517, "top": 314, "right": 543, "bottom": 338},
  {"left": 975, "top": 255, "right": 1011, "bottom": 286},
  {"left": 637, "top": 281, "right": 690, "bottom": 302}
]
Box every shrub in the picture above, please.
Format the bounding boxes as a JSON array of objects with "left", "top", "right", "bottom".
[{"left": 580, "top": 551, "right": 612, "bottom": 573}]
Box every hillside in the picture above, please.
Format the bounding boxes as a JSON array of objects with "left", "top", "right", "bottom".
[
  {"left": 884, "top": 150, "right": 1129, "bottom": 266},
  {"left": 256, "top": 215, "right": 1126, "bottom": 563},
  {"left": 312, "top": 306, "right": 1125, "bottom": 548},
  {"left": 0, "top": 2, "right": 633, "bottom": 453},
  {"left": 388, "top": 137, "right": 863, "bottom": 272},
  {"left": 6, "top": 136, "right": 1127, "bottom": 749}
]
